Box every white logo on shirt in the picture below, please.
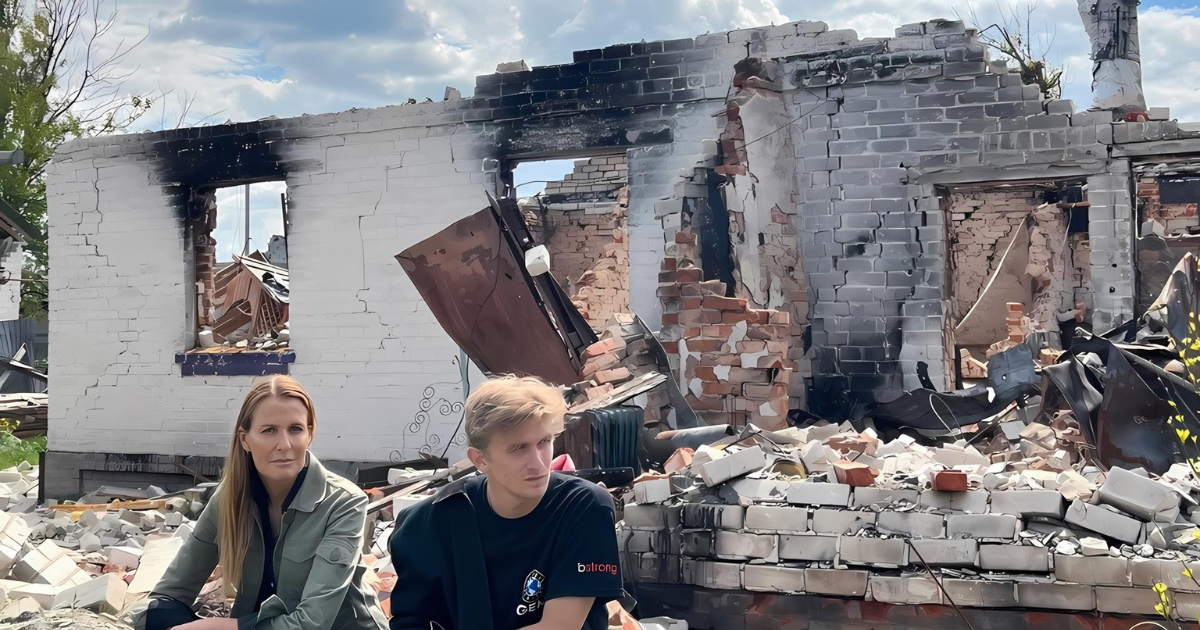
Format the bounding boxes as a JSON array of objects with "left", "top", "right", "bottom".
[{"left": 517, "top": 569, "right": 545, "bottom": 616}]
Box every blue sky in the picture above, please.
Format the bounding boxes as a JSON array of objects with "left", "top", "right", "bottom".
[{"left": 90, "top": 0, "right": 1200, "bottom": 249}]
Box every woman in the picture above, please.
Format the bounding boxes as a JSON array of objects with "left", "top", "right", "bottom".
[{"left": 134, "top": 375, "right": 388, "bottom": 630}]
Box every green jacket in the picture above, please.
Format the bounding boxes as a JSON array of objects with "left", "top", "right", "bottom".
[{"left": 132, "top": 453, "right": 388, "bottom": 630}]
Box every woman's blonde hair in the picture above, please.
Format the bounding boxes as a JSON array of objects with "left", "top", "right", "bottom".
[
  {"left": 464, "top": 375, "right": 567, "bottom": 450},
  {"left": 217, "top": 375, "right": 317, "bottom": 596}
]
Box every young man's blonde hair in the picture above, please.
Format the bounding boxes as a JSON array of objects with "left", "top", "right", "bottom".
[{"left": 464, "top": 375, "right": 568, "bottom": 450}]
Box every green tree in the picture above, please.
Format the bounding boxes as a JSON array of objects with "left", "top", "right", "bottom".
[
  {"left": 0, "top": 0, "right": 152, "bottom": 321},
  {"left": 958, "top": 2, "right": 1067, "bottom": 100}
]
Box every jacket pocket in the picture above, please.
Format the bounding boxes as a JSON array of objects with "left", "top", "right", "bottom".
[
  {"left": 281, "top": 537, "right": 321, "bottom": 563},
  {"left": 278, "top": 537, "right": 321, "bottom": 602}
]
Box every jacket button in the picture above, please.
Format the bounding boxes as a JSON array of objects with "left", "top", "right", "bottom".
[{"left": 330, "top": 549, "right": 343, "bottom": 563}]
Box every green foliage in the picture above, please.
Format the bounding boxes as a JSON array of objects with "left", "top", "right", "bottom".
[
  {"left": 958, "top": 2, "right": 1066, "bottom": 100},
  {"left": 0, "top": 418, "right": 45, "bottom": 469},
  {"left": 0, "top": 0, "right": 153, "bottom": 321}
]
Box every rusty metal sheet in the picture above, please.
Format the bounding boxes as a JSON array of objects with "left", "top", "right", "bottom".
[{"left": 396, "top": 207, "right": 582, "bottom": 385}]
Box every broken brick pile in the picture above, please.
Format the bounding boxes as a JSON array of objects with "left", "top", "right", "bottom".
[
  {"left": 657, "top": 230, "right": 791, "bottom": 430},
  {"left": 576, "top": 314, "right": 674, "bottom": 426},
  {"left": 0, "top": 463, "right": 221, "bottom": 623},
  {"left": 621, "top": 419, "right": 1200, "bottom": 622},
  {"left": 984, "top": 302, "right": 1027, "bottom": 360}
]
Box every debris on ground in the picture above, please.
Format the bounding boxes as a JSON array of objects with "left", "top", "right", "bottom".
[
  {"left": 615, "top": 413, "right": 1200, "bottom": 622},
  {"left": 0, "top": 465, "right": 218, "bottom": 625},
  {"left": 193, "top": 252, "right": 290, "bottom": 353}
]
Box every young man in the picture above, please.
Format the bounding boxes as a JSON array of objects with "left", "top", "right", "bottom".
[{"left": 388, "top": 376, "right": 624, "bottom": 630}]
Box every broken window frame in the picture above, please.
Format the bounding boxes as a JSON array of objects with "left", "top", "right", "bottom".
[
  {"left": 180, "top": 179, "right": 292, "bottom": 377},
  {"left": 939, "top": 179, "right": 1089, "bottom": 386}
]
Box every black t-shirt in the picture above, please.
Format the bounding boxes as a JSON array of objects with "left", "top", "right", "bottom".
[{"left": 464, "top": 472, "right": 624, "bottom": 630}]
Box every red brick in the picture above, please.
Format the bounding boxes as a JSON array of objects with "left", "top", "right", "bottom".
[
  {"left": 679, "top": 310, "right": 705, "bottom": 327},
  {"left": 658, "top": 271, "right": 677, "bottom": 283},
  {"left": 676, "top": 268, "right": 703, "bottom": 283},
  {"left": 773, "top": 367, "right": 793, "bottom": 384},
  {"left": 675, "top": 231, "right": 696, "bottom": 245},
  {"left": 702, "top": 325, "right": 733, "bottom": 339},
  {"left": 694, "top": 366, "right": 717, "bottom": 380},
  {"left": 681, "top": 297, "right": 703, "bottom": 309},
  {"left": 833, "top": 460, "right": 878, "bottom": 487},
  {"left": 736, "top": 340, "right": 767, "bottom": 353},
  {"left": 664, "top": 448, "right": 694, "bottom": 474},
  {"left": 742, "top": 383, "right": 773, "bottom": 399},
  {"left": 685, "top": 394, "right": 725, "bottom": 411},
  {"left": 583, "top": 338, "right": 619, "bottom": 359},
  {"left": 727, "top": 368, "right": 770, "bottom": 385},
  {"left": 757, "top": 354, "right": 787, "bottom": 369},
  {"left": 661, "top": 341, "right": 678, "bottom": 354},
  {"left": 715, "top": 355, "right": 740, "bottom": 366},
  {"left": 700, "top": 410, "right": 734, "bottom": 426},
  {"left": 769, "top": 311, "right": 791, "bottom": 325},
  {"left": 585, "top": 384, "right": 615, "bottom": 400},
  {"left": 682, "top": 327, "right": 701, "bottom": 339},
  {"left": 932, "top": 470, "right": 969, "bottom": 492},
  {"left": 766, "top": 341, "right": 789, "bottom": 354},
  {"left": 703, "top": 295, "right": 748, "bottom": 311},
  {"left": 661, "top": 312, "right": 680, "bottom": 326},
  {"left": 702, "top": 381, "right": 734, "bottom": 395},
  {"left": 581, "top": 353, "right": 621, "bottom": 377},
  {"left": 595, "top": 367, "right": 632, "bottom": 384},
  {"left": 656, "top": 284, "right": 680, "bottom": 298},
  {"left": 742, "top": 383, "right": 788, "bottom": 400},
  {"left": 686, "top": 339, "right": 723, "bottom": 352},
  {"left": 747, "top": 325, "right": 789, "bottom": 341},
  {"left": 662, "top": 258, "right": 678, "bottom": 271},
  {"left": 722, "top": 311, "right": 752, "bottom": 324}
]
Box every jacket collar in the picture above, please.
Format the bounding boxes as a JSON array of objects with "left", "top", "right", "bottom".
[
  {"left": 431, "top": 474, "right": 472, "bottom": 504},
  {"left": 290, "top": 451, "right": 329, "bottom": 512}
]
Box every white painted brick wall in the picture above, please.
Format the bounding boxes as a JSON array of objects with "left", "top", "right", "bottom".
[
  {"left": 0, "top": 243, "right": 23, "bottom": 320},
  {"left": 47, "top": 113, "right": 498, "bottom": 463}
]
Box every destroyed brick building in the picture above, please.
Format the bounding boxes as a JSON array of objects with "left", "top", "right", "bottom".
[{"left": 41, "top": 6, "right": 1200, "bottom": 502}]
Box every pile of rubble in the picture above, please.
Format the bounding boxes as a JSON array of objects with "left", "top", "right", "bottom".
[
  {"left": 0, "top": 463, "right": 218, "bottom": 624},
  {"left": 620, "top": 418, "right": 1200, "bottom": 621},
  {"left": 195, "top": 252, "right": 291, "bottom": 353}
]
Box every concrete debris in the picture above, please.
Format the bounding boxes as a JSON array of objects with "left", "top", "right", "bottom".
[
  {"left": 618, "top": 418, "right": 1200, "bottom": 619},
  {"left": 0, "top": 463, "right": 221, "bottom": 626}
]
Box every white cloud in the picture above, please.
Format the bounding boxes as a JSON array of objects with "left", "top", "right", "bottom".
[
  {"left": 94, "top": 0, "right": 1198, "bottom": 131},
  {"left": 1138, "top": 6, "right": 1200, "bottom": 121},
  {"left": 213, "top": 181, "right": 286, "bottom": 261}
]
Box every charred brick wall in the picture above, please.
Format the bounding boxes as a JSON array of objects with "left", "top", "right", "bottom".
[{"left": 46, "top": 14, "right": 1200, "bottom": 472}]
